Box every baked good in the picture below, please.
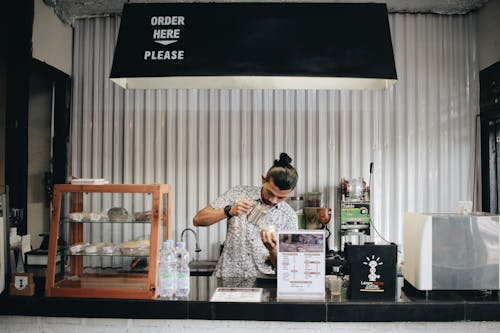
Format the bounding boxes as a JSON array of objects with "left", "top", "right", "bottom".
[{"left": 107, "top": 207, "right": 130, "bottom": 222}]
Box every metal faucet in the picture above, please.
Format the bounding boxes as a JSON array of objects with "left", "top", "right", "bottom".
[{"left": 180, "top": 227, "right": 202, "bottom": 252}]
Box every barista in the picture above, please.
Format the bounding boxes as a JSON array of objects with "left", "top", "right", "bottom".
[{"left": 193, "top": 153, "right": 298, "bottom": 278}]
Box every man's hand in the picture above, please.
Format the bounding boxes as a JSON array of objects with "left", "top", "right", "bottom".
[
  {"left": 260, "top": 226, "right": 277, "bottom": 250},
  {"left": 230, "top": 199, "right": 254, "bottom": 217},
  {"left": 260, "top": 226, "right": 277, "bottom": 267}
]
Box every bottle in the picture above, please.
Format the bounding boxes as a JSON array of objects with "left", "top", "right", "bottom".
[
  {"left": 158, "top": 240, "right": 176, "bottom": 298},
  {"left": 174, "top": 241, "right": 190, "bottom": 298},
  {"left": 341, "top": 275, "right": 349, "bottom": 299}
]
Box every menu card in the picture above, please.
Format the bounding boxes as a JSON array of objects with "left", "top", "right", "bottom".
[
  {"left": 210, "top": 287, "right": 263, "bottom": 302},
  {"left": 277, "top": 230, "right": 325, "bottom": 300}
]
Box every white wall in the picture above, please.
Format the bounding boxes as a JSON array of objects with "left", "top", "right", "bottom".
[
  {"left": 32, "top": 0, "right": 72, "bottom": 75},
  {"left": 477, "top": 0, "right": 500, "bottom": 70},
  {"left": 70, "top": 13, "right": 479, "bottom": 262}
]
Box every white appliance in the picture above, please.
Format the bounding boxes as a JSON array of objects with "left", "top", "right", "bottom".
[{"left": 403, "top": 212, "right": 500, "bottom": 291}]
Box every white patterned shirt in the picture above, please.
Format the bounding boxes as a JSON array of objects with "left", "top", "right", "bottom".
[{"left": 211, "top": 185, "right": 298, "bottom": 278}]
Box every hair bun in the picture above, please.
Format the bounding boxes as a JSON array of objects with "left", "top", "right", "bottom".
[{"left": 275, "top": 152, "right": 292, "bottom": 167}]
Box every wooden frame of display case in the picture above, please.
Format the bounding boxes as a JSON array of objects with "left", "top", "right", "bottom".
[{"left": 45, "top": 184, "right": 172, "bottom": 299}]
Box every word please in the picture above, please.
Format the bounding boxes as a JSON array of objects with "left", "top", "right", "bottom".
[{"left": 144, "top": 50, "right": 184, "bottom": 60}]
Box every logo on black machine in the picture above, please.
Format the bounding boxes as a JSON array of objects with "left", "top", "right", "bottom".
[
  {"left": 363, "top": 255, "right": 383, "bottom": 281},
  {"left": 359, "top": 255, "right": 385, "bottom": 292}
]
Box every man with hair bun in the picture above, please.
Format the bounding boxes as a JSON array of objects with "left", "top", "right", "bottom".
[{"left": 193, "top": 153, "right": 299, "bottom": 278}]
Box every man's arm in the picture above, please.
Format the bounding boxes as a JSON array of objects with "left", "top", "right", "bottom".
[
  {"left": 268, "top": 246, "right": 277, "bottom": 268},
  {"left": 193, "top": 200, "right": 254, "bottom": 226},
  {"left": 193, "top": 205, "right": 228, "bottom": 226}
]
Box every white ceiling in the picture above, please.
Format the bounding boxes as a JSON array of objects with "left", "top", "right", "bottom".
[{"left": 44, "top": 0, "right": 489, "bottom": 24}]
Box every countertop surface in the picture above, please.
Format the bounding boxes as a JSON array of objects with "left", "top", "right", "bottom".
[{"left": 1, "top": 275, "right": 500, "bottom": 322}]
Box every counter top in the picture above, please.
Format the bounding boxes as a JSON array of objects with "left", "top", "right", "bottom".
[{"left": 1, "top": 276, "right": 500, "bottom": 322}]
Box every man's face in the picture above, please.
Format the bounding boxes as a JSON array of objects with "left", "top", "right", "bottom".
[{"left": 261, "top": 176, "right": 293, "bottom": 206}]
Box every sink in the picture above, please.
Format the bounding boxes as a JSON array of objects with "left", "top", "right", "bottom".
[{"left": 189, "top": 260, "right": 217, "bottom": 276}]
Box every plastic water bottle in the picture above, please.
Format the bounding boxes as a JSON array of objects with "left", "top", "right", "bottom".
[
  {"left": 158, "top": 240, "right": 176, "bottom": 298},
  {"left": 175, "top": 241, "right": 190, "bottom": 298}
]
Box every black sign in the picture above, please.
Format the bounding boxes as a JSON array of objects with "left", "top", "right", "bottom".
[
  {"left": 345, "top": 243, "right": 398, "bottom": 300},
  {"left": 110, "top": 3, "right": 397, "bottom": 88}
]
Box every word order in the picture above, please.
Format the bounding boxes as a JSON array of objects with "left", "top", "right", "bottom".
[
  {"left": 151, "top": 16, "right": 185, "bottom": 26},
  {"left": 144, "top": 50, "right": 184, "bottom": 60}
]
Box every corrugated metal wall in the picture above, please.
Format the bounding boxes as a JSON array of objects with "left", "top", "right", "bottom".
[{"left": 71, "top": 13, "right": 479, "bottom": 261}]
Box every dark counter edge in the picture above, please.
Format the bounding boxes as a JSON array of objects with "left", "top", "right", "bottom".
[{"left": 2, "top": 293, "right": 500, "bottom": 322}]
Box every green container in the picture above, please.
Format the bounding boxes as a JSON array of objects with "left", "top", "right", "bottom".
[{"left": 297, "top": 212, "right": 304, "bottom": 229}]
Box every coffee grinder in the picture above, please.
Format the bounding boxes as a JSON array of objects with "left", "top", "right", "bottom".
[{"left": 303, "top": 192, "right": 332, "bottom": 252}]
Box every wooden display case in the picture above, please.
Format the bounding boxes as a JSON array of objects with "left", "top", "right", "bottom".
[{"left": 45, "top": 184, "right": 171, "bottom": 299}]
